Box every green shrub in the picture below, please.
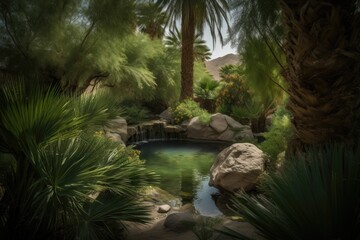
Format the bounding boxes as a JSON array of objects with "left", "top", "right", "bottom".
[
  {"left": 259, "top": 106, "right": 293, "bottom": 169},
  {"left": 230, "top": 101, "right": 265, "bottom": 122},
  {"left": 216, "top": 74, "right": 251, "bottom": 115},
  {"left": 228, "top": 144, "right": 360, "bottom": 240},
  {"left": 172, "top": 99, "right": 211, "bottom": 124},
  {"left": 123, "top": 105, "right": 150, "bottom": 124},
  {"left": 0, "top": 81, "right": 156, "bottom": 239},
  {"left": 194, "top": 75, "right": 221, "bottom": 100}
]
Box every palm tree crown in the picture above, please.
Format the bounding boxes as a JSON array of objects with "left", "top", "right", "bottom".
[
  {"left": 164, "top": 27, "right": 211, "bottom": 62},
  {"left": 156, "top": 0, "right": 229, "bottom": 99}
]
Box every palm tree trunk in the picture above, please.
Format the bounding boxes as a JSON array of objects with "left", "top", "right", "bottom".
[
  {"left": 180, "top": 8, "right": 195, "bottom": 99},
  {"left": 281, "top": 0, "right": 360, "bottom": 147}
]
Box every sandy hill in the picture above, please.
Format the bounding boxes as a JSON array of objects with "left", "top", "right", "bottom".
[{"left": 205, "top": 53, "right": 240, "bottom": 80}]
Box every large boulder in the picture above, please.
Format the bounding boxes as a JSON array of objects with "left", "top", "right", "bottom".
[
  {"left": 104, "top": 117, "right": 128, "bottom": 142},
  {"left": 105, "top": 132, "right": 125, "bottom": 146},
  {"left": 209, "top": 143, "right": 265, "bottom": 192},
  {"left": 164, "top": 212, "right": 197, "bottom": 233},
  {"left": 159, "top": 107, "right": 174, "bottom": 124},
  {"left": 187, "top": 113, "right": 253, "bottom": 142}
]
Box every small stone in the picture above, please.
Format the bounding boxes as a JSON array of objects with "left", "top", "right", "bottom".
[
  {"left": 158, "top": 204, "right": 171, "bottom": 213},
  {"left": 180, "top": 203, "right": 195, "bottom": 213}
]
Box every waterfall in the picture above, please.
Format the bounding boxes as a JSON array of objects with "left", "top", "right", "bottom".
[{"left": 126, "top": 120, "right": 185, "bottom": 144}]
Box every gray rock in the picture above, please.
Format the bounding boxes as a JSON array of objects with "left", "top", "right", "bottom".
[
  {"left": 224, "top": 115, "right": 243, "bottom": 129},
  {"left": 210, "top": 113, "right": 228, "bottom": 133},
  {"left": 104, "top": 117, "right": 128, "bottom": 142},
  {"left": 210, "top": 143, "right": 265, "bottom": 192},
  {"left": 164, "top": 213, "right": 197, "bottom": 233},
  {"left": 127, "top": 126, "right": 137, "bottom": 138},
  {"left": 159, "top": 107, "right": 174, "bottom": 123},
  {"left": 158, "top": 204, "right": 171, "bottom": 213},
  {"left": 165, "top": 125, "right": 184, "bottom": 133},
  {"left": 181, "top": 119, "right": 190, "bottom": 128},
  {"left": 105, "top": 132, "right": 125, "bottom": 146},
  {"left": 179, "top": 203, "right": 195, "bottom": 213},
  {"left": 187, "top": 114, "right": 253, "bottom": 142}
]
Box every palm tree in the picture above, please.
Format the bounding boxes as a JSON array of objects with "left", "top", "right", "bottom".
[
  {"left": 0, "top": 81, "right": 156, "bottom": 239},
  {"left": 136, "top": 1, "right": 168, "bottom": 39},
  {"left": 156, "top": 0, "right": 230, "bottom": 99},
  {"left": 230, "top": 0, "right": 360, "bottom": 147},
  {"left": 280, "top": 0, "right": 360, "bottom": 146},
  {"left": 164, "top": 27, "right": 211, "bottom": 63}
]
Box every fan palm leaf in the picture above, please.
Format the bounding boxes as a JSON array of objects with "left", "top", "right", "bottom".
[
  {"left": 0, "top": 81, "right": 156, "bottom": 239},
  {"left": 229, "top": 144, "right": 360, "bottom": 239}
]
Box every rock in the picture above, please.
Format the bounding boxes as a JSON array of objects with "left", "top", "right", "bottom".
[
  {"left": 217, "top": 129, "right": 236, "bottom": 142},
  {"left": 181, "top": 119, "right": 190, "bottom": 128},
  {"left": 159, "top": 107, "right": 174, "bottom": 123},
  {"left": 158, "top": 204, "right": 171, "bottom": 213},
  {"left": 224, "top": 115, "right": 243, "bottom": 129},
  {"left": 105, "top": 132, "right": 125, "bottom": 145},
  {"left": 104, "top": 117, "right": 128, "bottom": 142},
  {"left": 127, "top": 126, "right": 137, "bottom": 138},
  {"left": 180, "top": 203, "right": 195, "bottom": 213},
  {"left": 164, "top": 213, "right": 197, "bottom": 233},
  {"left": 165, "top": 125, "right": 184, "bottom": 133},
  {"left": 142, "top": 186, "right": 180, "bottom": 205},
  {"left": 209, "top": 143, "right": 265, "bottom": 192},
  {"left": 187, "top": 113, "right": 253, "bottom": 142},
  {"left": 210, "top": 113, "right": 228, "bottom": 133}
]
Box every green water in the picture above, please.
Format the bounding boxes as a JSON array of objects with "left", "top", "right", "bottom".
[{"left": 137, "top": 141, "right": 228, "bottom": 217}]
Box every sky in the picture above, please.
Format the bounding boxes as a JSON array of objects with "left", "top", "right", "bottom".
[
  {"left": 203, "top": 25, "right": 237, "bottom": 60},
  {"left": 168, "top": 20, "right": 238, "bottom": 60}
]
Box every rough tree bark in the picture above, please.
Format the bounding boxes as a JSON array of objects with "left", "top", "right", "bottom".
[
  {"left": 180, "top": 7, "right": 195, "bottom": 99},
  {"left": 280, "top": 0, "right": 360, "bottom": 147}
]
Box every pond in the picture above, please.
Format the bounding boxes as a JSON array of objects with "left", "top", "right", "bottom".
[{"left": 137, "top": 140, "right": 229, "bottom": 217}]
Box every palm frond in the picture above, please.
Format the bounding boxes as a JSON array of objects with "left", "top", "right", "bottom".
[{"left": 230, "top": 144, "right": 360, "bottom": 240}]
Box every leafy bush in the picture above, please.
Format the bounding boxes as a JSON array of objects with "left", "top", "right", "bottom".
[
  {"left": 230, "top": 100, "right": 266, "bottom": 123},
  {"left": 259, "top": 106, "right": 293, "bottom": 169},
  {"left": 172, "top": 99, "right": 211, "bottom": 124},
  {"left": 123, "top": 105, "right": 150, "bottom": 124},
  {"left": 228, "top": 144, "right": 360, "bottom": 240},
  {"left": 216, "top": 74, "right": 251, "bottom": 116},
  {"left": 0, "top": 81, "right": 156, "bottom": 239},
  {"left": 194, "top": 75, "right": 221, "bottom": 100}
]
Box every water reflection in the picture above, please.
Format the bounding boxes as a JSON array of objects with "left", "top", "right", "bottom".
[{"left": 137, "top": 141, "right": 227, "bottom": 217}]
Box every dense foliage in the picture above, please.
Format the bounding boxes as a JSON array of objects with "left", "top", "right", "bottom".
[
  {"left": 228, "top": 144, "right": 360, "bottom": 240},
  {"left": 172, "top": 99, "right": 211, "bottom": 124},
  {"left": 194, "top": 75, "right": 221, "bottom": 100},
  {"left": 259, "top": 106, "right": 293, "bottom": 170},
  {"left": 0, "top": 81, "right": 156, "bottom": 239},
  {"left": 0, "top": 0, "right": 182, "bottom": 109},
  {"left": 0, "top": 0, "right": 135, "bottom": 90},
  {"left": 216, "top": 67, "right": 251, "bottom": 116},
  {"left": 123, "top": 105, "right": 150, "bottom": 125}
]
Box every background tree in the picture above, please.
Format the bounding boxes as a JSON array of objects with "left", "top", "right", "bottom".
[
  {"left": 164, "top": 27, "right": 211, "bottom": 63},
  {"left": 156, "top": 0, "right": 230, "bottom": 99},
  {"left": 0, "top": 0, "right": 149, "bottom": 93},
  {"left": 136, "top": 1, "right": 168, "bottom": 39}
]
